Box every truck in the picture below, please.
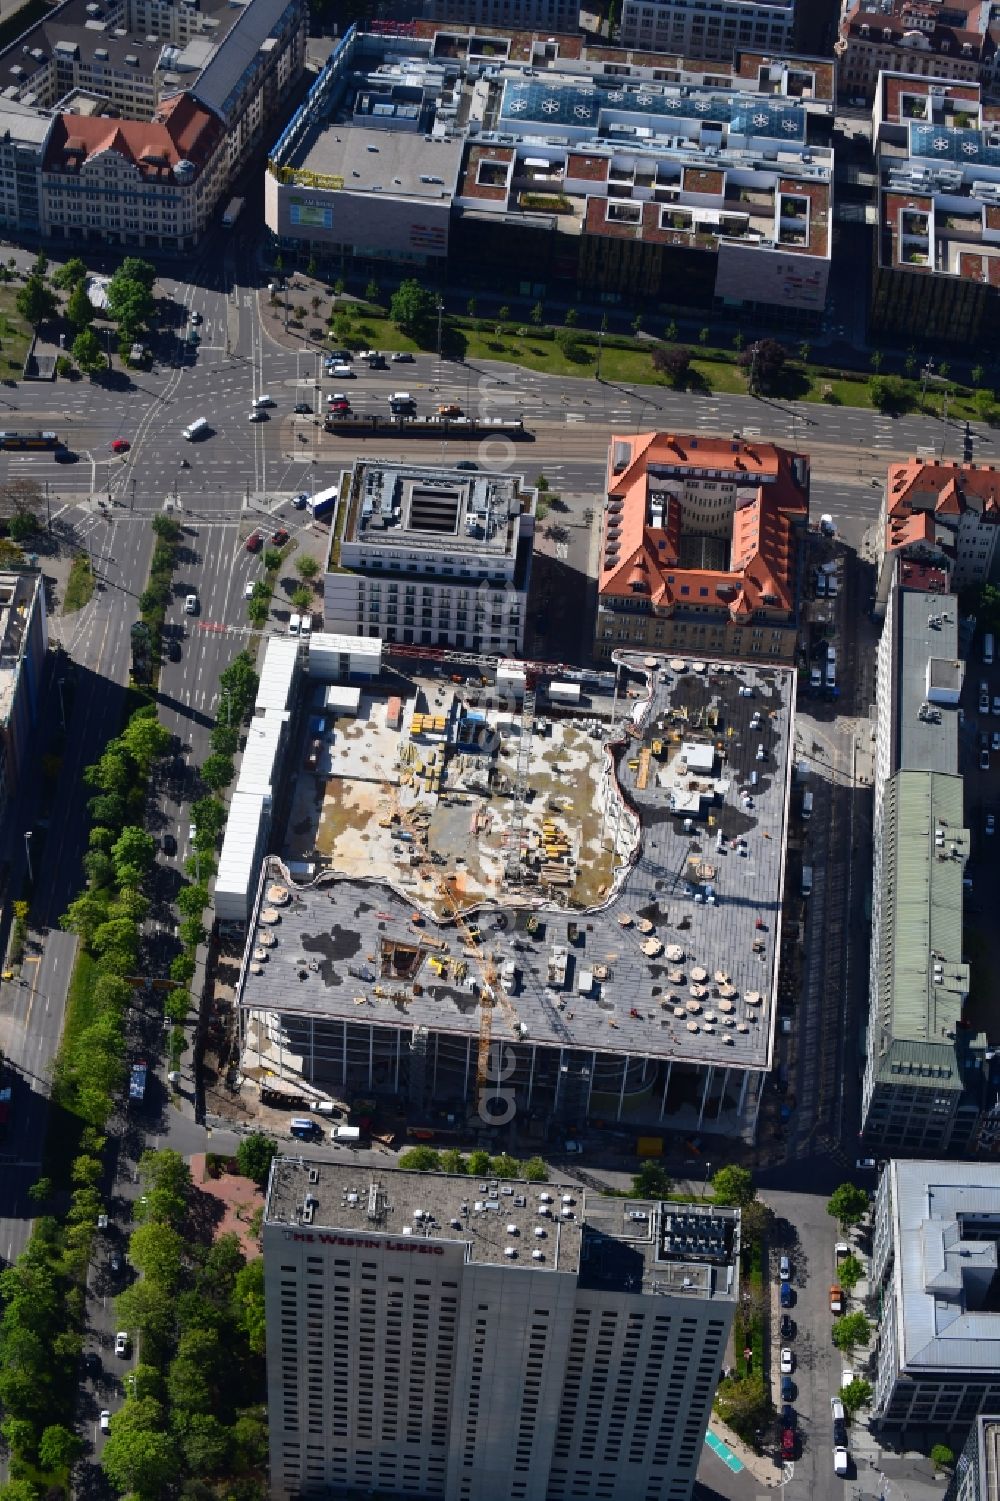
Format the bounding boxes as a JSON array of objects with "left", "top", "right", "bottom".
[
  {"left": 830, "top": 1284, "right": 843, "bottom": 1315},
  {"left": 332, "top": 1125, "right": 362, "bottom": 1143},
  {"left": 801, "top": 865, "right": 813, "bottom": 898},
  {"left": 222, "top": 196, "right": 244, "bottom": 228},
  {"left": 129, "top": 1061, "right": 147, "bottom": 1103},
  {"left": 306, "top": 485, "right": 339, "bottom": 520}
]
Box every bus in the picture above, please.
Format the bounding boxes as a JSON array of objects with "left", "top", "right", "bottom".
[
  {"left": 0, "top": 431, "right": 60, "bottom": 450},
  {"left": 222, "top": 196, "right": 244, "bottom": 228}
]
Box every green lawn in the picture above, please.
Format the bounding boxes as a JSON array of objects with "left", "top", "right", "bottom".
[
  {"left": 0, "top": 284, "right": 34, "bottom": 375},
  {"left": 63, "top": 554, "right": 95, "bottom": 613},
  {"left": 321, "top": 305, "right": 996, "bottom": 420}
]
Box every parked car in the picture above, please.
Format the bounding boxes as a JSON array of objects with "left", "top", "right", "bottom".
[
  {"left": 781, "top": 1428, "right": 796, "bottom": 1460},
  {"left": 779, "top": 1254, "right": 791, "bottom": 1281},
  {"left": 780, "top": 1315, "right": 795, "bottom": 1339},
  {"left": 781, "top": 1405, "right": 796, "bottom": 1428},
  {"left": 841, "top": 1369, "right": 855, "bottom": 1389},
  {"left": 780, "top": 1375, "right": 795, "bottom": 1401},
  {"left": 114, "top": 1331, "right": 129, "bottom": 1357},
  {"left": 780, "top": 1348, "right": 794, "bottom": 1375},
  {"left": 780, "top": 1282, "right": 794, "bottom": 1308},
  {"left": 100, "top": 1410, "right": 111, "bottom": 1432},
  {"left": 109, "top": 1251, "right": 122, "bottom": 1276},
  {"left": 982, "top": 749, "right": 991, "bottom": 772},
  {"left": 992, "top": 731, "right": 1000, "bottom": 752},
  {"left": 856, "top": 1157, "right": 877, "bottom": 1171},
  {"left": 987, "top": 812, "right": 996, "bottom": 836}
]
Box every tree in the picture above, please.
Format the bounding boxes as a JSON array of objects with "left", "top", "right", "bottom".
[
  {"left": 975, "top": 388, "right": 996, "bottom": 424},
  {"left": 120, "top": 713, "right": 170, "bottom": 771},
  {"left": 177, "top": 1411, "right": 231, "bottom": 1476},
  {"left": 16, "top": 275, "right": 55, "bottom": 328},
  {"left": 210, "top": 724, "right": 239, "bottom": 757},
  {"left": 101, "top": 1424, "right": 179, "bottom": 1495},
  {"left": 129, "top": 1221, "right": 185, "bottom": 1291},
  {"left": 931, "top": 1445, "right": 955, "bottom": 1471},
  {"left": 71, "top": 327, "right": 105, "bottom": 374},
  {"left": 137, "top": 1148, "right": 191, "bottom": 1225},
  {"left": 715, "top": 1373, "right": 770, "bottom": 1442},
  {"left": 52, "top": 257, "right": 87, "bottom": 291},
  {"left": 651, "top": 344, "right": 692, "bottom": 389},
  {"left": 365, "top": 279, "right": 380, "bottom": 303},
  {"left": 247, "top": 599, "right": 268, "bottom": 628},
  {"left": 699, "top": 326, "right": 710, "bottom": 345},
  {"left": 295, "top": 554, "right": 320, "bottom": 582},
  {"left": 200, "top": 754, "right": 234, "bottom": 793},
  {"left": 710, "top": 1165, "right": 756, "bottom": 1208},
  {"left": 66, "top": 281, "right": 94, "bottom": 330},
  {"left": 663, "top": 320, "right": 678, "bottom": 342},
  {"left": 497, "top": 305, "right": 511, "bottom": 325},
  {"left": 530, "top": 301, "right": 544, "bottom": 326},
  {"left": 232, "top": 1259, "right": 266, "bottom": 1355},
  {"left": 972, "top": 363, "right": 985, "bottom": 388},
  {"left": 739, "top": 337, "right": 786, "bottom": 393},
  {"left": 60, "top": 888, "right": 110, "bottom": 946},
  {"left": 467, "top": 1150, "right": 490, "bottom": 1176},
  {"left": 439, "top": 1148, "right": 466, "bottom": 1175},
  {"left": 832, "top": 1311, "right": 870, "bottom": 1353},
  {"left": 263, "top": 547, "right": 282, "bottom": 573},
  {"left": 397, "top": 1146, "right": 441, "bottom": 1172},
  {"left": 523, "top": 1156, "right": 548, "bottom": 1182},
  {"left": 290, "top": 586, "right": 313, "bottom": 612},
  {"left": 870, "top": 349, "right": 883, "bottom": 372},
  {"left": 236, "top": 1132, "right": 277, "bottom": 1188},
  {"left": 389, "top": 278, "right": 437, "bottom": 340},
  {"left": 192, "top": 796, "right": 227, "bottom": 841},
  {"left": 111, "top": 826, "right": 155, "bottom": 878},
  {"left": 630, "top": 1161, "right": 672, "bottom": 1199},
  {"left": 827, "top": 1183, "right": 869, "bottom": 1231},
  {"left": 838, "top": 1253, "right": 865, "bottom": 1292},
  {"left": 555, "top": 326, "right": 587, "bottom": 362},
  {"left": 177, "top": 884, "right": 209, "bottom": 919},
  {"left": 37, "top": 1423, "right": 84, "bottom": 1470},
  {"left": 733, "top": 330, "right": 745, "bottom": 352},
  {"left": 26, "top": 1177, "right": 52, "bottom": 1206},
  {"left": 490, "top": 1153, "right": 520, "bottom": 1179},
  {"left": 466, "top": 297, "right": 477, "bottom": 319},
  {"left": 841, "top": 1378, "right": 873, "bottom": 1417}
]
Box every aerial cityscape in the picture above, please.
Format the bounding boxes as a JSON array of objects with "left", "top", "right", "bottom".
[{"left": 0, "top": 0, "right": 999, "bottom": 1497}]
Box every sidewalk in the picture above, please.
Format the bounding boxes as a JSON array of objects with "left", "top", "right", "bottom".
[{"left": 707, "top": 1416, "right": 784, "bottom": 1489}]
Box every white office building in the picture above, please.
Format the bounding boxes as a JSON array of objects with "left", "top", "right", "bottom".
[
  {"left": 618, "top": 0, "right": 796, "bottom": 59},
  {"left": 264, "top": 1160, "right": 739, "bottom": 1501},
  {"left": 323, "top": 461, "right": 536, "bottom": 656},
  {"left": 873, "top": 1160, "right": 1000, "bottom": 1434}
]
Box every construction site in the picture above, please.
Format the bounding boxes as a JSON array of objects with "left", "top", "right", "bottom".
[{"left": 230, "top": 648, "right": 796, "bottom": 1141}]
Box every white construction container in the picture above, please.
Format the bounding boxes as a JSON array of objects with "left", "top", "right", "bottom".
[{"left": 548, "top": 681, "right": 581, "bottom": 706}]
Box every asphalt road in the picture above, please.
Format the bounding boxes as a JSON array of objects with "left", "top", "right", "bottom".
[{"left": 0, "top": 239, "right": 933, "bottom": 1476}]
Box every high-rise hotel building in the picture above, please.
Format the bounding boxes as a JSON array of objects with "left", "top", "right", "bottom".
[{"left": 263, "top": 1159, "right": 739, "bottom": 1501}]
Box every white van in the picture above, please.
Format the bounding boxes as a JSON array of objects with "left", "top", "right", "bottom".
[
  {"left": 300, "top": 613, "right": 312, "bottom": 637},
  {"left": 329, "top": 364, "right": 354, "bottom": 379},
  {"left": 985, "top": 632, "right": 995, "bottom": 665},
  {"left": 183, "top": 417, "right": 208, "bottom": 441},
  {"left": 802, "top": 790, "right": 814, "bottom": 820},
  {"left": 801, "top": 865, "right": 813, "bottom": 897},
  {"left": 288, "top": 613, "right": 301, "bottom": 637}
]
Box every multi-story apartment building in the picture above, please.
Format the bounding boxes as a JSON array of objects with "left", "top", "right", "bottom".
[
  {"left": 594, "top": 431, "right": 809, "bottom": 663},
  {"left": 0, "top": 571, "right": 47, "bottom": 837},
  {"left": 322, "top": 462, "right": 536, "bottom": 657},
  {"left": 872, "top": 1160, "right": 1000, "bottom": 1433},
  {"left": 0, "top": 0, "right": 306, "bottom": 248},
  {"left": 41, "top": 93, "right": 226, "bottom": 250},
  {"left": 836, "top": 0, "right": 998, "bottom": 103},
  {"left": 618, "top": 0, "right": 795, "bottom": 60},
  {"left": 267, "top": 26, "right": 834, "bottom": 316},
  {"left": 876, "top": 457, "right": 1000, "bottom": 592},
  {"left": 263, "top": 1159, "right": 739, "bottom": 1501},
  {"left": 871, "top": 72, "right": 1000, "bottom": 340}
]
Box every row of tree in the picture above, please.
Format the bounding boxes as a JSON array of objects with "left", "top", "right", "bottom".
[
  {"left": 138, "top": 515, "right": 182, "bottom": 662},
  {"left": 397, "top": 1146, "right": 548, "bottom": 1179},
  {"left": 15, "top": 253, "right": 158, "bottom": 373},
  {"left": 102, "top": 1149, "right": 268, "bottom": 1500}
]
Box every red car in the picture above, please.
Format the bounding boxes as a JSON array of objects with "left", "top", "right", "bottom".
[
  {"left": 111, "top": 438, "right": 130, "bottom": 454},
  {"left": 245, "top": 531, "right": 263, "bottom": 553},
  {"left": 781, "top": 1429, "right": 795, "bottom": 1461},
  {"left": 328, "top": 398, "right": 350, "bottom": 413},
  {"left": 271, "top": 528, "right": 289, "bottom": 546}
]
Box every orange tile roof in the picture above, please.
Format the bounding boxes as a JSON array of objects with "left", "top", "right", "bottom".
[
  {"left": 600, "top": 432, "right": 808, "bottom": 625},
  {"left": 44, "top": 93, "right": 223, "bottom": 179},
  {"left": 885, "top": 457, "right": 1000, "bottom": 556}
]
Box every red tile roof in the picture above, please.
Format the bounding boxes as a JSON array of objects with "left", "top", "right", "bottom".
[
  {"left": 44, "top": 93, "right": 223, "bottom": 179},
  {"left": 885, "top": 457, "right": 1000, "bottom": 555},
  {"left": 600, "top": 432, "right": 808, "bottom": 624}
]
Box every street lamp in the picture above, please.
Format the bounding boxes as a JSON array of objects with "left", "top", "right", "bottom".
[
  {"left": 57, "top": 676, "right": 66, "bottom": 731},
  {"left": 24, "top": 830, "right": 32, "bottom": 884},
  {"left": 702, "top": 1160, "right": 711, "bottom": 1200}
]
